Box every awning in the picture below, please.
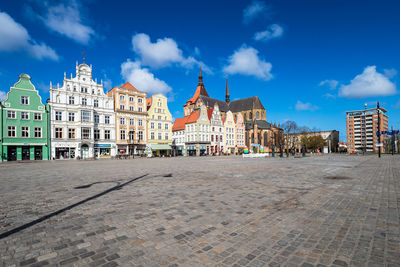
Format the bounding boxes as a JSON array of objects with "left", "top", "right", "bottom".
[{"left": 150, "top": 144, "right": 172, "bottom": 150}]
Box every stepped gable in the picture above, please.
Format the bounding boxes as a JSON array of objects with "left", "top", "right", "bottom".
[{"left": 229, "top": 96, "right": 265, "bottom": 112}]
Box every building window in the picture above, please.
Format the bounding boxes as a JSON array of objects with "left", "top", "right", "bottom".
[
  {"left": 68, "top": 128, "right": 75, "bottom": 139},
  {"left": 105, "top": 115, "right": 110, "bottom": 124},
  {"left": 68, "top": 112, "right": 75, "bottom": 121},
  {"left": 129, "top": 96, "right": 134, "bottom": 102},
  {"left": 94, "top": 129, "right": 100, "bottom": 140},
  {"left": 138, "top": 98, "right": 143, "bottom": 103},
  {"left": 165, "top": 133, "right": 169, "bottom": 140},
  {"left": 158, "top": 123, "right": 162, "bottom": 129},
  {"left": 120, "top": 130, "right": 126, "bottom": 140},
  {"left": 82, "top": 98, "right": 87, "bottom": 106},
  {"left": 138, "top": 131, "right": 143, "bottom": 140},
  {"left": 120, "top": 118, "right": 125, "bottom": 125},
  {"left": 21, "top": 96, "right": 29, "bottom": 105},
  {"left": 81, "top": 110, "right": 91, "bottom": 122},
  {"left": 82, "top": 128, "right": 91, "bottom": 139},
  {"left": 165, "top": 123, "right": 169, "bottom": 130},
  {"left": 104, "top": 130, "right": 110, "bottom": 140},
  {"left": 158, "top": 116, "right": 161, "bottom": 120},
  {"left": 211, "top": 135, "right": 214, "bottom": 142},
  {"left": 94, "top": 114, "right": 99, "bottom": 123},
  {"left": 120, "top": 95, "right": 125, "bottom": 101},
  {"left": 129, "top": 131, "right": 134, "bottom": 141},
  {"left": 21, "top": 126, "right": 29, "bottom": 137},
  {"left": 55, "top": 111, "right": 62, "bottom": 121},
  {"left": 158, "top": 133, "right": 162, "bottom": 140},
  {"left": 34, "top": 127, "right": 42, "bottom": 138},
  {"left": 7, "top": 111, "right": 16, "bottom": 119},
  {"left": 94, "top": 99, "right": 98, "bottom": 107},
  {"left": 21, "top": 112, "right": 29, "bottom": 120},
  {"left": 120, "top": 105, "right": 125, "bottom": 110},
  {"left": 216, "top": 135, "right": 219, "bottom": 142},
  {"left": 138, "top": 107, "right": 143, "bottom": 112},
  {"left": 55, "top": 128, "right": 63, "bottom": 139},
  {"left": 8, "top": 126, "right": 16, "bottom": 137},
  {"left": 130, "top": 118, "right": 134, "bottom": 126},
  {"left": 69, "top": 96, "right": 74, "bottom": 104},
  {"left": 139, "top": 119, "right": 143, "bottom": 126},
  {"left": 151, "top": 122, "right": 155, "bottom": 129},
  {"left": 151, "top": 132, "right": 155, "bottom": 140},
  {"left": 34, "top": 113, "right": 42, "bottom": 120},
  {"left": 129, "top": 106, "right": 134, "bottom": 111}
]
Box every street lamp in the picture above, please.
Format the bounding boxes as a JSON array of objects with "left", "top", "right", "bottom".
[{"left": 377, "top": 102, "right": 381, "bottom": 158}]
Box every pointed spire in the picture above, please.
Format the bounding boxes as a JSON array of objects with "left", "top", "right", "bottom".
[
  {"left": 225, "top": 76, "right": 230, "bottom": 103},
  {"left": 198, "top": 66, "right": 203, "bottom": 85}
]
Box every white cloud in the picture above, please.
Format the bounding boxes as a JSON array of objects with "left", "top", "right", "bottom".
[
  {"left": 254, "top": 24, "right": 283, "bottom": 42},
  {"left": 323, "top": 93, "right": 336, "bottom": 99},
  {"left": 35, "top": 1, "right": 95, "bottom": 44},
  {"left": 243, "top": 1, "right": 268, "bottom": 24},
  {"left": 295, "top": 100, "right": 319, "bottom": 111},
  {"left": 384, "top": 68, "right": 397, "bottom": 79},
  {"left": 393, "top": 99, "right": 400, "bottom": 109},
  {"left": 131, "top": 33, "right": 211, "bottom": 73},
  {"left": 319, "top": 79, "right": 338, "bottom": 90},
  {"left": 0, "top": 90, "right": 7, "bottom": 101},
  {"left": 0, "top": 11, "right": 58, "bottom": 60},
  {"left": 339, "top": 66, "right": 397, "bottom": 98},
  {"left": 121, "top": 60, "right": 172, "bottom": 95},
  {"left": 223, "top": 45, "right": 273, "bottom": 80}
]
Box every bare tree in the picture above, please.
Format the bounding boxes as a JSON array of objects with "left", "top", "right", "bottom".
[{"left": 282, "top": 120, "right": 298, "bottom": 156}]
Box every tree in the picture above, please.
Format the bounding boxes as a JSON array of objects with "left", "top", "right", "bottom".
[
  {"left": 301, "top": 135, "right": 325, "bottom": 152},
  {"left": 282, "top": 120, "right": 298, "bottom": 156}
]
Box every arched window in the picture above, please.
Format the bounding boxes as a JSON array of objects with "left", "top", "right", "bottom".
[
  {"left": 251, "top": 133, "right": 254, "bottom": 143},
  {"left": 249, "top": 112, "right": 253, "bottom": 120},
  {"left": 256, "top": 111, "right": 260, "bottom": 119},
  {"left": 244, "top": 113, "right": 247, "bottom": 121},
  {"left": 264, "top": 132, "right": 268, "bottom": 146},
  {"left": 258, "top": 133, "right": 261, "bottom": 144}
]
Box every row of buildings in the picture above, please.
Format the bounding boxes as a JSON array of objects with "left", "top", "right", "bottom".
[
  {"left": 0, "top": 61, "right": 173, "bottom": 161},
  {"left": 172, "top": 68, "right": 284, "bottom": 156}
]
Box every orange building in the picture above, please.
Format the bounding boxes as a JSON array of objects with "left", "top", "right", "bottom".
[
  {"left": 346, "top": 105, "right": 388, "bottom": 153},
  {"left": 107, "top": 82, "right": 147, "bottom": 155}
]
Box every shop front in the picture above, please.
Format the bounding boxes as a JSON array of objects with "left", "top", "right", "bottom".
[
  {"left": 3, "top": 144, "right": 49, "bottom": 161},
  {"left": 199, "top": 145, "right": 208, "bottom": 156},
  {"left": 55, "top": 147, "right": 76, "bottom": 159},
  {"left": 136, "top": 144, "right": 146, "bottom": 155},
  {"left": 94, "top": 144, "right": 112, "bottom": 158},
  {"left": 174, "top": 146, "right": 185, "bottom": 156},
  {"left": 187, "top": 145, "right": 196, "bottom": 156},
  {"left": 149, "top": 144, "right": 172, "bottom": 157}
]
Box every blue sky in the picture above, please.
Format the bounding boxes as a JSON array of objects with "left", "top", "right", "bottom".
[{"left": 1, "top": 0, "right": 399, "bottom": 141}]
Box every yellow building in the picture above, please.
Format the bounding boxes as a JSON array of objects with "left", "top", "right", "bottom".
[
  {"left": 107, "top": 82, "right": 147, "bottom": 155},
  {"left": 146, "top": 94, "right": 172, "bottom": 156}
]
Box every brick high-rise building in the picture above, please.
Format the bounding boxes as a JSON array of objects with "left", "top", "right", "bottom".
[{"left": 346, "top": 105, "right": 388, "bottom": 153}]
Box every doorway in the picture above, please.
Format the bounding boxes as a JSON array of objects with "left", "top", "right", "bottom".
[
  {"left": 22, "top": 146, "right": 30, "bottom": 160},
  {"left": 34, "top": 146, "right": 42, "bottom": 160},
  {"left": 81, "top": 144, "right": 89, "bottom": 159},
  {"left": 7, "top": 146, "right": 17, "bottom": 161}
]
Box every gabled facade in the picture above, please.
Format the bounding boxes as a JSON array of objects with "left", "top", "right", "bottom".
[
  {"left": 146, "top": 93, "right": 172, "bottom": 156},
  {"left": 1, "top": 74, "right": 50, "bottom": 161},
  {"left": 223, "top": 111, "right": 236, "bottom": 154},
  {"left": 235, "top": 112, "right": 245, "bottom": 151},
  {"left": 172, "top": 117, "right": 187, "bottom": 156},
  {"left": 208, "top": 103, "right": 224, "bottom": 155},
  {"left": 49, "top": 61, "right": 116, "bottom": 159},
  {"left": 185, "top": 102, "right": 211, "bottom": 156},
  {"left": 107, "top": 82, "right": 147, "bottom": 155}
]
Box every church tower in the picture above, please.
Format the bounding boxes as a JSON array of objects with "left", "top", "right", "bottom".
[{"left": 225, "top": 77, "right": 230, "bottom": 103}]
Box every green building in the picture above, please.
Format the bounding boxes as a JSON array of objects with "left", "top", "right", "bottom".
[{"left": 1, "top": 74, "right": 50, "bottom": 161}]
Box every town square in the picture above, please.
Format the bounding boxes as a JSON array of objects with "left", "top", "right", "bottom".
[
  {"left": 1, "top": 155, "right": 400, "bottom": 266},
  {"left": 1, "top": 0, "right": 400, "bottom": 266}
]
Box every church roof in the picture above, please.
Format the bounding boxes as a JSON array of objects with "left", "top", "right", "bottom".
[
  {"left": 198, "top": 95, "right": 230, "bottom": 112},
  {"left": 120, "top": 82, "right": 138, "bottom": 91},
  {"left": 229, "top": 96, "right": 265, "bottom": 112},
  {"left": 245, "top": 120, "right": 273, "bottom": 130}
]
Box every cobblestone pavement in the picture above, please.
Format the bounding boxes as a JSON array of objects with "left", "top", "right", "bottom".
[{"left": 0, "top": 155, "right": 399, "bottom": 267}]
